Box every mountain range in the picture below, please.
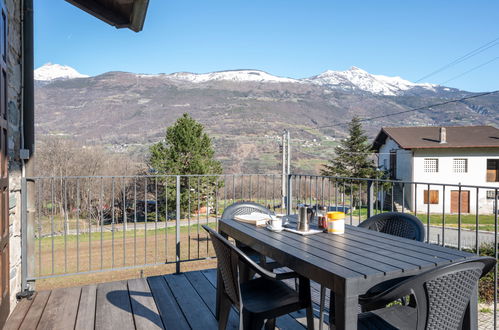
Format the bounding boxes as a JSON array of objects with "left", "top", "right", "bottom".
[{"left": 34, "top": 63, "right": 499, "bottom": 173}]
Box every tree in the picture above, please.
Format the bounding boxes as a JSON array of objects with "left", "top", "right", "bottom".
[
  {"left": 149, "top": 113, "right": 223, "bottom": 213},
  {"left": 321, "top": 116, "right": 377, "bottom": 179}
]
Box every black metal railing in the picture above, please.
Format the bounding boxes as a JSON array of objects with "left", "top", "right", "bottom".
[{"left": 21, "top": 173, "right": 499, "bottom": 328}]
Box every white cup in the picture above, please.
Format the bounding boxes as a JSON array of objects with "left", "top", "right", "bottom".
[{"left": 267, "top": 216, "right": 283, "bottom": 230}]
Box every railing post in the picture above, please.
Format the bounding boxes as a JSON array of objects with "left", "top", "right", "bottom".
[
  {"left": 21, "top": 178, "right": 28, "bottom": 291},
  {"left": 21, "top": 177, "right": 35, "bottom": 292},
  {"left": 286, "top": 174, "right": 292, "bottom": 215},
  {"left": 367, "top": 180, "right": 374, "bottom": 218},
  {"left": 176, "top": 175, "right": 181, "bottom": 274}
]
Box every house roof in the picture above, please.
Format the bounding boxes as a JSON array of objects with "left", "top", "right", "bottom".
[
  {"left": 372, "top": 125, "right": 499, "bottom": 151},
  {"left": 65, "top": 0, "right": 149, "bottom": 32}
]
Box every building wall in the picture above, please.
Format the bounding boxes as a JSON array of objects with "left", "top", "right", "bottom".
[
  {"left": 412, "top": 148, "right": 499, "bottom": 214},
  {"left": 378, "top": 138, "right": 499, "bottom": 214},
  {"left": 378, "top": 137, "right": 413, "bottom": 207},
  {"left": 5, "top": 0, "right": 23, "bottom": 313},
  {"left": 378, "top": 137, "right": 413, "bottom": 181}
]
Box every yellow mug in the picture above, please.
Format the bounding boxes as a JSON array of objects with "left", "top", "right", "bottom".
[{"left": 326, "top": 211, "right": 345, "bottom": 234}]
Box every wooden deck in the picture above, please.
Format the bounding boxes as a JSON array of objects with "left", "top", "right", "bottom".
[{"left": 4, "top": 269, "right": 329, "bottom": 329}]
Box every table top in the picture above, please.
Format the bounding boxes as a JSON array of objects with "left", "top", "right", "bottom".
[{"left": 218, "top": 218, "right": 475, "bottom": 293}]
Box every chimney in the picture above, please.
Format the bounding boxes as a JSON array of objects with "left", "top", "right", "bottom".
[{"left": 439, "top": 127, "right": 447, "bottom": 144}]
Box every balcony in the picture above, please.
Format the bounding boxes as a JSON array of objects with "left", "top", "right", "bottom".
[
  {"left": 9, "top": 174, "right": 499, "bottom": 329},
  {"left": 6, "top": 268, "right": 329, "bottom": 329}
]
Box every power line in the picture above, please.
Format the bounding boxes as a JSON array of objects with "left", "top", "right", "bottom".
[
  {"left": 299, "top": 90, "right": 499, "bottom": 132},
  {"left": 440, "top": 56, "right": 499, "bottom": 85},
  {"left": 415, "top": 36, "right": 499, "bottom": 83}
]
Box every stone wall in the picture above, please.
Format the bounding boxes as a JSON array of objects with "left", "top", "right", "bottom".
[{"left": 5, "top": 0, "right": 23, "bottom": 313}]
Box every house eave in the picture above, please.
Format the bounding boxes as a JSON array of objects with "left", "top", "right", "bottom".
[{"left": 65, "top": 0, "right": 149, "bottom": 32}]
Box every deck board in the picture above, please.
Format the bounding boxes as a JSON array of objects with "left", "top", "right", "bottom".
[
  {"left": 3, "top": 292, "right": 35, "bottom": 330},
  {"left": 164, "top": 273, "right": 219, "bottom": 329},
  {"left": 148, "top": 276, "right": 190, "bottom": 330},
  {"left": 75, "top": 285, "right": 97, "bottom": 330},
  {"left": 5, "top": 268, "right": 326, "bottom": 329},
  {"left": 19, "top": 290, "right": 51, "bottom": 330},
  {"left": 185, "top": 270, "right": 240, "bottom": 330},
  {"left": 37, "top": 286, "right": 81, "bottom": 330},
  {"left": 128, "top": 278, "right": 164, "bottom": 330},
  {"left": 95, "top": 281, "right": 135, "bottom": 330}
]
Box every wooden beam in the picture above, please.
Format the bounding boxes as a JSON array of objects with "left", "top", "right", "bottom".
[
  {"left": 65, "top": 0, "right": 130, "bottom": 29},
  {"left": 129, "top": 0, "right": 149, "bottom": 32}
]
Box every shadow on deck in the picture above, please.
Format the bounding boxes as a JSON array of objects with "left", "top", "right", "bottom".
[{"left": 4, "top": 268, "right": 329, "bottom": 329}]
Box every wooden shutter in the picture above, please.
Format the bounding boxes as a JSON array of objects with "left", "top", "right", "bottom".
[
  {"left": 450, "top": 190, "right": 470, "bottom": 214},
  {"left": 487, "top": 159, "right": 499, "bottom": 182},
  {"left": 424, "top": 190, "right": 439, "bottom": 204},
  {"left": 0, "top": 0, "right": 8, "bottom": 325}
]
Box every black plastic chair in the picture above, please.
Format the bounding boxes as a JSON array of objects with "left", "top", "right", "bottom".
[
  {"left": 358, "top": 212, "right": 425, "bottom": 242},
  {"left": 319, "top": 212, "right": 425, "bottom": 328},
  {"left": 203, "top": 225, "right": 315, "bottom": 330},
  {"left": 221, "top": 202, "right": 281, "bottom": 270},
  {"left": 357, "top": 256, "right": 496, "bottom": 329}
]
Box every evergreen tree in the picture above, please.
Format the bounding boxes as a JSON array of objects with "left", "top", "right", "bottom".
[
  {"left": 149, "top": 113, "right": 222, "bottom": 175},
  {"left": 149, "top": 113, "right": 222, "bottom": 213},
  {"left": 321, "top": 117, "right": 377, "bottom": 179}
]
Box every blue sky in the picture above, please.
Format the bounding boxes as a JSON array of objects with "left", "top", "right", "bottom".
[{"left": 35, "top": 0, "right": 499, "bottom": 92}]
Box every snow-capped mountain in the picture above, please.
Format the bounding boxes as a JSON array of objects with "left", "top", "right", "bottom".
[
  {"left": 35, "top": 63, "right": 441, "bottom": 96},
  {"left": 145, "top": 67, "right": 437, "bottom": 96},
  {"left": 305, "top": 66, "right": 436, "bottom": 96},
  {"left": 34, "top": 63, "right": 89, "bottom": 81},
  {"left": 163, "top": 70, "right": 299, "bottom": 84}
]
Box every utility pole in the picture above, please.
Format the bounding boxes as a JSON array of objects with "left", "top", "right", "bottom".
[
  {"left": 281, "top": 131, "right": 286, "bottom": 211},
  {"left": 287, "top": 130, "right": 291, "bottom": 175},
  {"left": 281, "top": 130, "right": 291, "bottom": 211}
]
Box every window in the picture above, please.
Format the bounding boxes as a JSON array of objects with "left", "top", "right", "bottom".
[
  {"left": 487, "top": 159, "right": 499, "bottom": 182},
  {"left": 424, "top": 158, "right": 438, "bottom": 173},
  {"left": 453, "top": 158, "right": 468, "bottom": 173},
  {"left": 424, "top": 190, "right": 439, "bottom": 204},
  {"left": 486, "top": 190, "right": 497, "bottom": 199}
]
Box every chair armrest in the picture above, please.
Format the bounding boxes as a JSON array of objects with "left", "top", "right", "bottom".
[
  {"left": 275, "top": 271, "right": 300, "bottom": 280},
  {"left": 358, "top": 277, "right": 419, "bottom": 311},
  {"left": 359, "top": 276, "right": 413, "bottom": 301}
]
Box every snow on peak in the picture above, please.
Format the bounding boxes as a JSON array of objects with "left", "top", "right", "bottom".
[
  {"left": 35, "top": 63, "right": 89, "bottom": 81},
  {"left": 307, "top": 67, "right": 435, "bottom": 96},
  {"left": 166, "top": 70, "right": 299, "bottom": 84}
]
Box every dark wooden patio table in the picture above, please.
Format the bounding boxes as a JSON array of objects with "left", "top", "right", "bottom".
[{"left": 218, "top": 217, "right": 477, "bottom": 330}]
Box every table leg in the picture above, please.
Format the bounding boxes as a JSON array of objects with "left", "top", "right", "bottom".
[
  {"left": 332, "top": 287, "right": 358, "bottom": 330},
  {"left": 216, "top": 230, "right": 230, "bottom": 321}
]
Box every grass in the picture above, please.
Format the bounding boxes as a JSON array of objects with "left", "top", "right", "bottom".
[
  {"left": 32, "top": 204, "right": 499, "bottom": 291},
  {"left": 352, "top": 207, "right": 496, "bottom": 231},
  {"left": 414, "top": 213, "right": 496, "bottom": 232},
  {"left": 480, "top": 307, "right": 493, "bottom": 314},
  {"left": 34, "top": 222, "right": 218, "bottom": 290}
]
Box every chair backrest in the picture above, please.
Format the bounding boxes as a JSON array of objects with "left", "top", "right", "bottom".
[
  {"left": 221, "top": 201, "right": 274, "bottom": 220},
  {"left": 203, "top": 225, "right": 242, "bottom": 307},
  {"left": 361, "top": 257, "right": 496, "bottom": 330},
  {"left": 358, "top": 212, "right": 425, "bottom": 242}
]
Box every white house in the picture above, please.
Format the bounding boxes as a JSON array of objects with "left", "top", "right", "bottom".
[{"left": 372, "top": 126, "right": 499, "bottom": 214}]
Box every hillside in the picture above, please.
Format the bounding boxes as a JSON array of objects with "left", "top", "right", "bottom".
[{"left": 34, "top": 65, "right": 499, "bottom": 174}]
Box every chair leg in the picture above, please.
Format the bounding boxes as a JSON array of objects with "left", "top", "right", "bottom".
[
  {"left": 218, "top": 292, "right": 232, "bottom": 330},
  {"left": 240, "top": 262, "right": 254, "bottom": 283},
  {"left": 306, "top": 305, "right": 315, "bottom": 330},
  {"left": 216, "top": 269, "right": 222, "bottom": 320},
  {"left": 242, "top": 310, "right": 265, "bottom": 330},
  {"left": 329, "top": 291, "right": 335, "bottom": 326},
  {"left": 319, "top": 285, "right": 326, "bottom": 330},
  {"left": 264, "top": 318, "right": 276, "bottom": 330}
]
